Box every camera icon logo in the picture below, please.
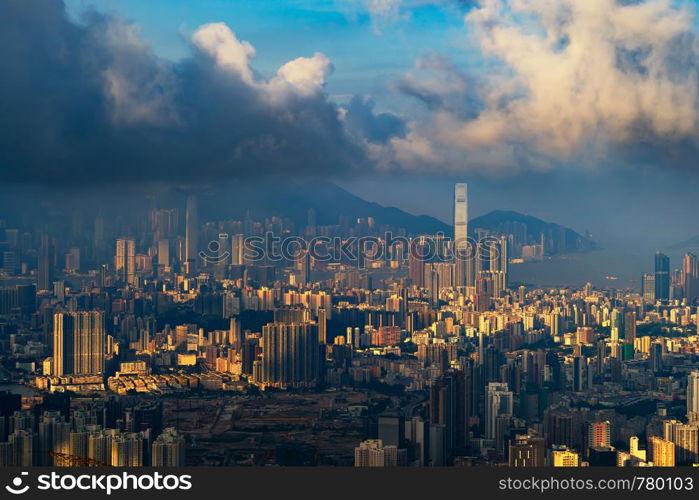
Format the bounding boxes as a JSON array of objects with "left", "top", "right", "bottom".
[{"left": 5, "top": 472, "right": 29, "bottom": 495}]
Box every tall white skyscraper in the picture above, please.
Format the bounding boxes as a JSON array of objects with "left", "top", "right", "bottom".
[
  {"left": 185, "top": 194, "right": 198, "bottom": 272},
  {"left": 454, "top": 183, "right": 468, "bottom": 249},
  {"left": 688, "top": 371, "right": 699, "bottom": 422}
]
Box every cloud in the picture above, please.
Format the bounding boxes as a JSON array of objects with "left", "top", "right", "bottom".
[
  {"left": 0, "top": 0, "right": 365, "bottom": 184},
  {"left": 342, "top": 95, "right": 407, "bottom": 144},
  {"left": 391, "top": 0, "right": 699, "bottom": 174}
]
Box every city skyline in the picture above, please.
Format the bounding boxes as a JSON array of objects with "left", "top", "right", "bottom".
[{"left": 2, "top": 0, "right": 699, "bottom": 477}]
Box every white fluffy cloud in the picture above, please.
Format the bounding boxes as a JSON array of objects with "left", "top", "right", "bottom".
[
  {"left": 391, "top": 0, "right": 699, "bottom": 173},
  {"left": 192, "top": 23, "right": 332, "bottom": 103}
]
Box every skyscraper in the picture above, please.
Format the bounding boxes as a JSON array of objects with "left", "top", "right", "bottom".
[
  {"left": 151, "top": 428, "right": 185, "bottom": 466},
  {"left": 683, "top": 253, "right": 699, "bottom": 304},
  {"left": 260, "top": 322, "right": 320, "bottom": 389},
  {"left": 688, "top": 371, "right": 699, "bottom": 422},
  {"left": 38, "top": 234, "right": 54, "bottom": 292},
  {"left": 655, "top": 251, "right": 670, "bottom": 301},
  {"left": 115, "top": 238, "right": 135, "bottom": 284},
  {"left": 453, "top": 183, "right": 468, "bottom": 249},
  {"left": 53, "top": 311, "right": 105, "bottom": 376},
  {"left": 486, "top": 382, "right": 513, "bottom": 440},
  {"left": 429, "top": 370, "right": 467, "bottom": 461},
  {"left": 185, "top": 194, "right": 199, "bottom": 273}
]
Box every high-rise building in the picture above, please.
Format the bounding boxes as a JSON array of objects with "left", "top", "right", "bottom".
[
  {"left": 486, "top": 382, "right": 513, "bottom": 440},
  {"left": 664, "top": 419, "right": 699, "bottom": 465},
  {"left": 650, "top": 436, "right": 675, "bottom": 466},
  {"left": 185, "top": 194, "right": 199, "bottom": 273},
  {"left": 52, "top": 311, "right": 105, "bottom": 376},
  {"left": 688, "top": 371, "right": 699, "bottom": 422},
  {"left": 38, "top": 234, "right": 55, "bottom": 292},
  {"left": 111, "top": 432, "right": 144, "bottom": 467},
  {"left": 115, "top": 238, "right": 135, "bottom": 284},
  {"left": 354, "top": 439, "right": 402, "bottom": 467},
  {"left": 260, "top": 322, "right": 320, "bottom": 389},
  {"left": 151, "top": 428, "right": 185, "bottom": 466},
  {"left": 655, "top": 251, "right": 670, "bottom": 301},
  {"left": 683, "top": 253, "right": 699, "bottom": 304},
  {"left": 508, "top": 435, "right": 546, "bottom": 467},
  {"left": 231, "top": 233, "right": 245, "bottom": 266},
  {"left": 642, "top": 273, "right": 656, "bottom": 303},
  {"left": 587, "top": 421, "right": 611, "bottom": 450},
  {"left": 317, "top": 308, "right": 327, "bottom": 344},
  {"left": 429, "top": 370, "right": 467, "bottom": 460},
  {"left": 453, "top": 183, "right": 468, "bottom": 249},
  {"left": 377, "top": 413, "right": 405, "bottom": 449}
]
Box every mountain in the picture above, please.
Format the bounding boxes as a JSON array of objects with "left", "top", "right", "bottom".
[
  {"left": 199, "top": 181, "right": 595, "bottom": 254},
  {"left": 469, "top": 210, "right": 596, "bottom": 254},
  {"left": 670, "top": 235, "right": 699, "bottom": 251},
  {"left": 199, "top": 180, "right": 451, "bottom": 235}
]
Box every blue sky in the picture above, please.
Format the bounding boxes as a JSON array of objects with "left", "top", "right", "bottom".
[{"left": 64, "top": 0, "right": 472, "bottom": 105}]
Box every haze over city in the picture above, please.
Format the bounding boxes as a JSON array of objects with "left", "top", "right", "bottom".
[{"left": 1, "top": 0, "right": 699, "bottom": 476}]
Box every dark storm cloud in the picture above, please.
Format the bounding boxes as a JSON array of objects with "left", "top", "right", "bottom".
[
  {"left": 343, "top": 96, "right": 407, "bottom": 144},
  {"left": 0, "top": 0, "right": 367, "bottom": 184}
]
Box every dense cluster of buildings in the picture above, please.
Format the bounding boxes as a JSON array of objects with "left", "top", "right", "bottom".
[{"left": 0, "top": 184, "right": 697, "bottom": 467}]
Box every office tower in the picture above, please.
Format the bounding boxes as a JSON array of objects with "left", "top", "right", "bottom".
[
  {"left": 378, "top": 413, "right": 405, "bottom": 448},
  {"left": 115, "top": 238, "right": 135, "bottom": 284},
  {"left": 409, "top": 238, "right": 426, "bottom": 288},
  {"left": 53, "top": 311, "right": 105, "bottom": 376},
  {"left": 427, "top": 265, "right": 439, "bottom": 306},
  {"left": 152, "top": 428, "right": 185, "bottom": 466},
  {"left": 486, "top": 382, "right": 513, "bottom": 440},
  {"left": 649, "top": 436, "right": 675, "bottom": 466},
  {"left": 317, "top": 308, "right": 327, "bottom": 344},
  {"left": 655, "top": 251, "right": 670, "bottom": 301},
  {"left": 64, "top": 247, "right": 80, "bottom": 273},
  {"left": 587, "top": 421, "right": 611, "bottom": 450},
  {"left": 429, "top": 370, "right": 467, "bottom": 460},
  {"left": 231, "top": 233, "right": 245, "bottom": 266},
  {"left": 624, "top": 311, "right": 636, "bottom": 346},
  {"left": 157, "top": 239, "right": 170, "bottom": 267},
  {"left": 405, "top": 416, "right": 427, "bottom": 466},
  {"left": 573, "top": 356, "right": 586, "bottom": 392},
  {"left": 683, "top": 253, "right": 699, "bottom": 303},
  {"left": 641, "top": 273, "right": 656, "bottom": 302},
  {"left": 552, "top": 447, "right": 580, "bottom": 466},
  {"left": 454, "top": 183, "right": 468, "bottom": 248},
  {"left": 185, "top": 194, "right": 198, "bottom": 272},
  {"left": 508, "top": 435, "right": 546, "bottom": 467},
  {"left": 354, "top": 439, "right": 402, "bottom": 467},
  {"left": 650, "top": 342, "right": 663, "bottom": 373},
  {"left": 610, "top": 308, "right": 623, "bottom": 342},
  {"left": 229, "top": 317, "right": 242, "bottom": 351},
  {"left": 296, "top": 248, "right": 311, "bottom": 285},
  {"left": 688, "top": 371, "right": 699, "bottom": 422},
  {"left": 38, "top": 234, "right": 54, "bottom": 291},
  {"left": 260, "top": 322, "right": 320, "bottom": 388}
]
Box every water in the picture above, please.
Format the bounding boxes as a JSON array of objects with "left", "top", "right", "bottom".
[{"left": 510, "top": 248, "right": 651, "bottom": 291}]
